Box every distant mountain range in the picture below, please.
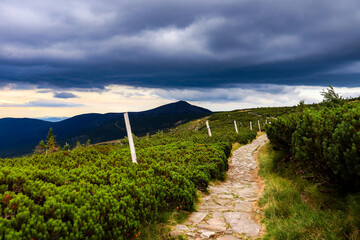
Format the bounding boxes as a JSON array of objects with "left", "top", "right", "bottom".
[
  {"left": 38, "top": 117, "right": 68, "bottom": 122},
  {"left": 0, "top": 101, "right": 211, "bottom": 158}
]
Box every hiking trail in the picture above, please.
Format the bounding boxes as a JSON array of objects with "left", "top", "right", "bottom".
[{"left": 170, "top": 134, "right": 268, "bottom": 239}]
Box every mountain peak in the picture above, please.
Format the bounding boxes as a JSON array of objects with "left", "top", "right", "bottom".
[
  {"left": 175, "top": 100, "right": 190, "bottom": 104},
  {"left": 139, "top": 101, "right": 211, "bottom": 116}
]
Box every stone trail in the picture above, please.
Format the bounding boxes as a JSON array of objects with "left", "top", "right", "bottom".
[{"left": 170, "top": 134, "right": 268, "bottom": 239}]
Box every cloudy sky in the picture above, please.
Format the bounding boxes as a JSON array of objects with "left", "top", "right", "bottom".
[{"left": 1, "top": 0, "right": 360, "bottom": 118}]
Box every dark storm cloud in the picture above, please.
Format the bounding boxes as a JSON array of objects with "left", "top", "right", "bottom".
[
  {"left": 0, "top": 100, "right": 83, "bottom": 107},
  {"left": 53, "top": 92, "right": 78, "bottom": 99},
  {"left": 1, "top": 0, "right": 360, "bottom": 89}
]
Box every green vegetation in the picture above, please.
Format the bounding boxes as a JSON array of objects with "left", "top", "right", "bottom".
[
  {"left": 137, "top": 211, "right": 189, "bottom": 240},
  {"left": 0, "top": 110, "right": 267, "bottom": 240},
  {"left": 34, "top": 128, "right": 61, "bottom": 155},
  {"left": 258, "top": 143, "right": 360, "bottom": 240},
  {"left": 321, "top": 85, "right": 344, "bottom": 105},
  {"left": 4, "top": 92, "right": 359, "bottom": 239},
  {"left": 1, "top": 141, "right": 230, "bottom": 239},
  {"left": 262, "top": 87, "right": 360, "bottom": 239},
  {"left": 266, "top": 100, "right": 360, "bottom": 191}
]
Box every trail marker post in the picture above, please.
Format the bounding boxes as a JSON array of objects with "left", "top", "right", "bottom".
[
  {"left": 258, "top": 120, "right": 261, "bottom": 132},
  {"left": 250, "top": 121, "right": 252, "bottom": 131},
  {"left": 206, "top": 120, "right": 212, "bottom": 137},
  {"left": 124, "top": 112, "right": 137, "bottom": 163},
  {"left": 234, "top": 120, "right": 238, "bottom": 133}
]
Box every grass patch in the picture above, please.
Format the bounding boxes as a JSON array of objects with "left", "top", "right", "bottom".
[
  {"left": 257, "top": 131, "right": 266, "bottom": 137},
  {"left": 231, "top": 142, "right": 244, "bottom": 155},
  {"left": 138, "top": 211, "right": 190, "bottom": 240},
  {"left": 258, "top": 143, "right": 360, "bottom": 240}
]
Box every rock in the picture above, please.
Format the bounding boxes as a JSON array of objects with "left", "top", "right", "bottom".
[
  {"left": 175, "top": 225, "right": 189, "bottom": 231},
  {"left": 212, "top": 212, "right": 222, "bottom": 218},
  {"left": 170, "top": 230, "right": 184, "bottom": 238},
  {"left": 244, "top": 198, "right": 257, "bottom": 202},
  {"left": 197, "top": 224, "right": 226, "bottom": 232},
  {"left": 223, "top": 212, "right": 260, "bottom": 236},
  {"left": 209, "top": 186, "right": 230, "bottom": 194},
  {"left": 233, "top": 201, "right": 252, "bottom": 212},
  {"left": 200, "top": 231, "right": 216, "bottom": 239},
  {"left": 186, "top": 212, "right": 208, "bottom": 224},
  {"left": 198, "top": 205, "right": 229, "bottom": 212},
  {"left": 214, "top": 198, "right": 232, "bottom": 206},
  {"left": 217, "top": 194, "right": 234, "bottom": 199},
  {"left": 217, "top": 236, "right": 239, "bottom": 240},
  {"left": 207, "top": 217, "right": 227, "bottom": 227}
]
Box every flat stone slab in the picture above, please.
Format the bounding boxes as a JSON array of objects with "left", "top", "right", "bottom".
[
  {"left": 198, "top": 205, "right": 230, "bottom": 212},
  {"left": 244, "top": 198, "right": 258, "bottom": 202},
  {"left": 207, "top": 217, "right": 227, "bottom": 227},
  {"left": 209, "top": 187, "right": 230, "bottom": 194},
  {"left": 217, "top": 236, "right": 239, "bottom": 240},
  {"left": 235, "top": 188, "right": 257, "bottom": 196},
  {"left": 175, "top": 224, "right": 189, "bottom": 231},
  {"left": 212, "top": 212, "right": 222, "bottom": 218},
  {"left": 187, "top": 212, "right": 208, "bottom": 224},
  {"left": 201, "top": 231, "right": 216, "bottom": 239},
  {"left": 187, "top": 232, "right": 197, "bottom": 237},
  {"left": 214, "top": 198, "right": 232, "bottom": 206},
  {"left": 233, "top": 201, "right": 252, "bottom": 212},
  {"left": 197, "top": 224, "right": 226, "bottom": 232},
  {"left": 217, "top": 194, "right": 234, "bottom": 199},
  {"left": 223, "top": 212, "right": 260, "bottom": 236},
  {"left": 170, "top": 230, "right": 184, "bottom": 238}
]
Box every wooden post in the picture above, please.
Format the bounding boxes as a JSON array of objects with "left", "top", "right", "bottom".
[
  {"left": 250, "top": 121, "right": 252, "bottom": 130},
  {"left": 124, "top": 112, "right": 137, "bottom": 163},
  {"left": 234, "top": 120, "right": 238, "bottom": 133},
  {"left": 258, "top": 120, "right": 261, "bottom": 132},
  {"left": 206, "top": 120, "right": 212, "bottom": 137}
]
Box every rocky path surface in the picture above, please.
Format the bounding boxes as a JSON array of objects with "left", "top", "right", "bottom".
[{"left": 171, "top": 134, "right": 268, "bottom": 239}]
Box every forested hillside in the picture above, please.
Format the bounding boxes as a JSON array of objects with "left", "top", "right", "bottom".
[{"left": 0, "top": 101, "right": 211, "bottom": 158}]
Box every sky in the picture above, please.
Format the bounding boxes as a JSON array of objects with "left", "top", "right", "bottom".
[{"left": 1, "top": 0, "right": 360, "bottom": 118}]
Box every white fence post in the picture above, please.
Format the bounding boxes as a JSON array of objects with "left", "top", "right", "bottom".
[
  {"left": 234, "top": 120, "right": 238, "bottom": 133},
  {"left": 250, "top": 121, "right": 252, "bottom": 130},
  {"left": 258, "top": 120, "right": 261, "bottom": 132},
  {"left": 124, "top": 112, "right": 137, "bottom": 163},
  {"left": 206, "top": 120, "right": 212, "bottom": 137}
]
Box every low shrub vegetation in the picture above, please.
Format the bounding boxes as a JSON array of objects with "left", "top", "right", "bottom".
[{"left": 0, "top": 110, "right": 261, "bottom": 239}]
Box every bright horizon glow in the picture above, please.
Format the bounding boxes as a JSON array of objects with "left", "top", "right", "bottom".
[{"left": 1, "top": 83, "right": 359, "bottom": 119}]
